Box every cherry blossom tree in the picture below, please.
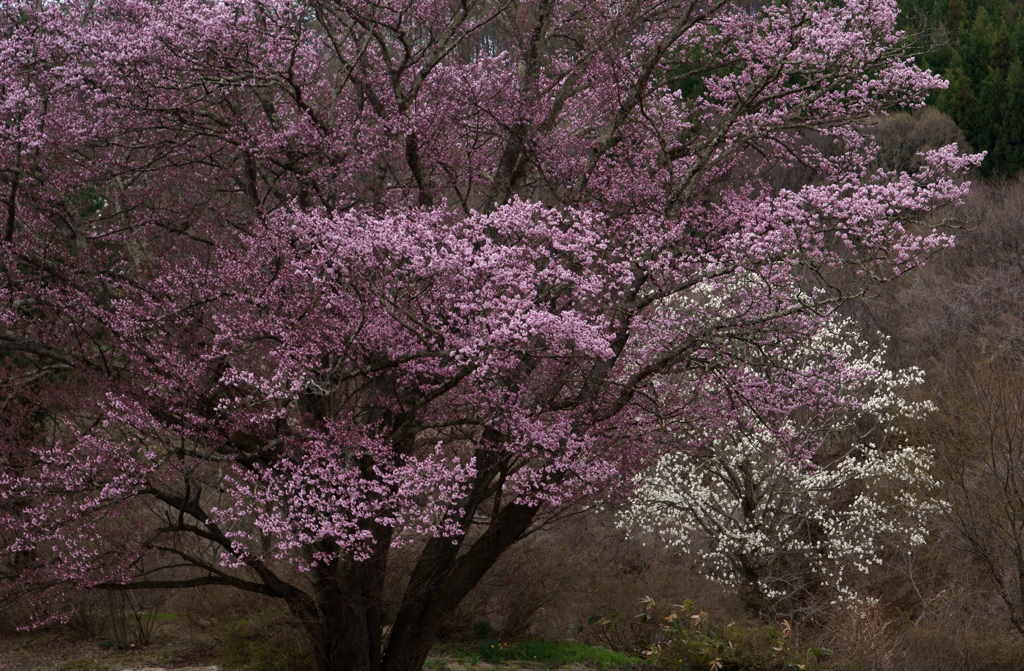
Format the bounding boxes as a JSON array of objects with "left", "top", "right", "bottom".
[
  {"left": 0, "top": 0, "right": 979, "bottom": 669},
  {"left": 620, "top": 315, "right": 935, "bottom": 617}
]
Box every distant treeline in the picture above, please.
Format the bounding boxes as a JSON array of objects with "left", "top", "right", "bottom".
[{"left": 901, "top": 0, "right": 1024, "bottom": 175}]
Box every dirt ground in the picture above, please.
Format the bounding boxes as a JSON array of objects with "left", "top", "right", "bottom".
[
  {"left": 0, "top": 624, "right": 222, "bottom": 671},
  {"left": 0, "top": 627, "right": 565, "bottom": 671}
]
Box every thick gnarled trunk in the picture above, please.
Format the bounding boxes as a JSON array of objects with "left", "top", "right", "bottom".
[
  {"left": 290, "top": 537, "right": 390, "bottom": 671},
  {"left": 290, "top": 503, "right": 541, "bottom": 671},
  {"left": 291, "top": 570, "right": 389, "bottom": 671}
]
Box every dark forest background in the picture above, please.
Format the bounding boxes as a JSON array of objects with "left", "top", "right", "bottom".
[{"left": 904, "top": 0, "right": 1024, "bottom": 174}]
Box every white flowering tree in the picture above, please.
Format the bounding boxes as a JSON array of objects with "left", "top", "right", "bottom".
[{"left": 620, "top": 316, "right": 935, "bottom": 617}]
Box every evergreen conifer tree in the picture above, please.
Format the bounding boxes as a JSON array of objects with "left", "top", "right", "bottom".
[{"left": 994, "top": 59, "right": 1024, "bottom": 173}]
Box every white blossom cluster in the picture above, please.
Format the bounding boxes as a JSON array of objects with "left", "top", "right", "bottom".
[{"left": 619, "top": 316, "right": 936, "bottom": 610}]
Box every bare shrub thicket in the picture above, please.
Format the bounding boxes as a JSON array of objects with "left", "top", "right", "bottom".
[
  {"left": 435, "top": 510, "right": 745, "bottom": 649},
  {"left": 869, "top": 107, "right": 967, "bottom": 174},
  {"left": 851, "top": 172, "right": 1024, "bottom": 668},
  {"left": 864, "top": 176, "right": 1024, "bottom": 369}
]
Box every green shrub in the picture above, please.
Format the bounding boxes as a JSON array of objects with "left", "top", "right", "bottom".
[
  {"left": 476, "top": 639, "right": 508, "bottom": 663},
  {"left": 472, "top": 620, "right": 493, "bottom": 640},
  {"left": 645, "top": 600, "right": 834, "bottom": 671},
  {"left": 651, "top": 625, "right": 831, "bottom": 671}
]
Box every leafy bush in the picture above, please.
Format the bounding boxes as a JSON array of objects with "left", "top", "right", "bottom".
[
  {"left": 472, "top": 620, "right": 493, "bottom": 640},
  {"left": 643, "top": 600, "right": 836, "bottom": 671}
]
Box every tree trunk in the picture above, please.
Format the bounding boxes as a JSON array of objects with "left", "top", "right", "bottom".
[
  {"left": 738, "top": 563, "right": 769, "bottom": 619},
  {"left": 382, "top": 502, "right": 541, "bottom": 671},
  {"left": 291, "top": 539, "right": 390, "bottom": 671},
  {"left": 285, "top": 505, "right": 542, "bottom": 671},
  {"left": 289, "top": 581, "right": 382, "bottom": 671},
  {"left": 301, "top": 610, "right": 380, "bottom": 671}
]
